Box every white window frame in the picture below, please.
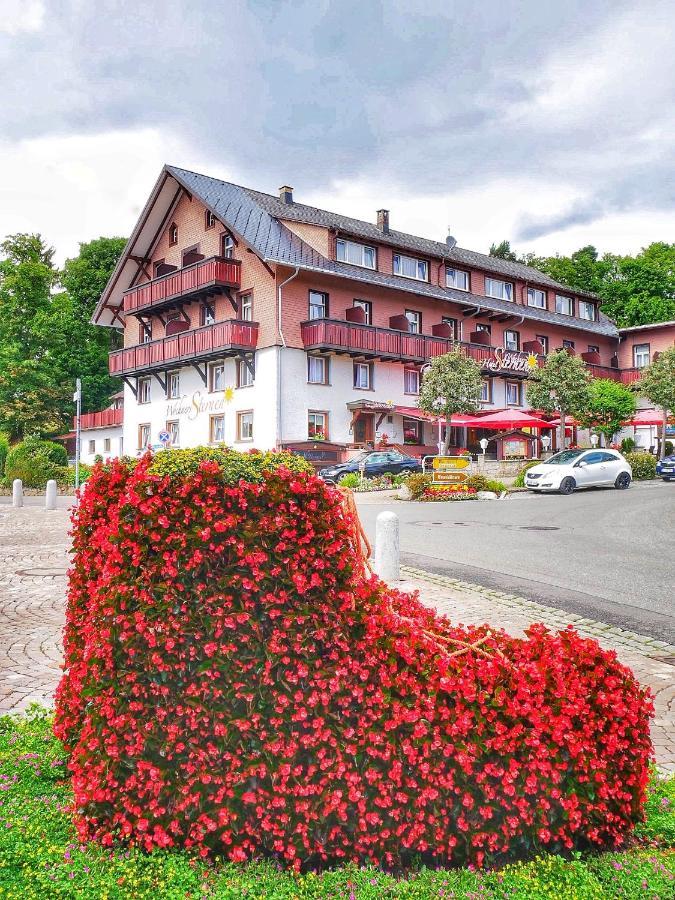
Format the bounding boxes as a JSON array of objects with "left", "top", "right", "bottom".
[
  {"left": 210, "top": 363, "right": 226, "bottom": 393},
  {"left": 485, "top": 277, "right": 513, "bottom": 301},
  {"left": 308, "top": 411, "right": 328, "bottom": 440},
  {"left": 556, "top": 294, "right": 574, "bottom": 316},
  {"left": 138, "top": 423, "right": 151, "bottom": 449},
  {"left": 393, "top": 253, "right": 428, "bottom": 282},
  {"left": 633, "top": 343, "right": 650, "bottom": 368},
  {"left": 140, "top": 322, "right": 152, "bottom": 344},
  {"left": 138, "top": 377, "right": 151, "bottom": 404},
  {"left": 221, "top": 234, "right": 235, "bottom": 258},
  {"left": 336, "top": 239, "right": 376, "bottom": 269},
  {"left": 404, "top": 369, "right": 420, "bottom": 395},
  {"left": 88, "top": 439, "right": 96, "bottom": 454},
  {"left": 166, "top": 420, "right": 180, "bottom": 447},
  {"left": 237, "top": 358, "right": 254, "bottom": 388},
  {"left": 237, "top": 411, "right": 254, "bottom": 442},
  {"left": 353, "top": 362, "right": 372, "bottom": 390},
  {"left": 527, "top": 287, "right": 546, "bottom": 309},
  {"left": 579, "top": 300, "right": 596, "bottom": 321},
  {"left": 442, "top": 316, "right": 459, "bottom": 340},
  {"left": 167, "top": 371, "right": 180, "bottom": 399},
  {"left": 536, "top": 334, "right": 549, "bottom": 354},
  {"left": 240, "top": 292, "right": 253, "bottom": 321},
  {"left": 210, "top": 414, "right": 226, "bottom": 444},
  {"left": 309, "top": 290, "right": 328, "bottom": 320},
  {"left": 308, "top": 355, "right": 328, "bottom": 384},
  {"left": 506, "top": 381, "right": 522, "bottom": 406},
  {"left": 480, "top": 378, "right": 492, "bottom": 403},
  {"left": 504, "top": 330, "right": 520, "bottom": 351},
  {"left": 352, "top": 299, "right": 372, "bottom": 324},
  {"left": 405, "top": 309, "right": 421, "bottom": 333},
  {"left": 201, "top": 305, "right": 216, "bottom": 326},
  {"left": 103, "top": 437, "right": 111, "bottom": 453},
  {"left": 445, "top": 268, "right": 470, "bottom": 291}
]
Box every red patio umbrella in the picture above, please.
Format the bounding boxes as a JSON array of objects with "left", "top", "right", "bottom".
[
  {"left": 466, "top": 409, "right": 555, "bottom": 430},
  {"left": 548, "top": 415, "right": 580, "bottom": 426},
  {"left": 623, "top": 409, "right": 673, "bottom": 426}
]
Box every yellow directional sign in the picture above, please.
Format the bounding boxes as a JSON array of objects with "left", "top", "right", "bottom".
[
  {"left": 429, "top": 456, "right": 470, "bottom": 487},
  {"left": 432, "top": 456, "right": 470, "bottom": 471}
]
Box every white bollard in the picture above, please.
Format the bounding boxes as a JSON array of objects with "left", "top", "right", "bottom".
[
  {"left": 45, "top": 479, "right": 57, "bottom": 510},
  {"left": 12, "top": 479, "right": 23, "bottom": 508},
  {"left": 374, "top": 510, "right": 400, "bottom": 583}
]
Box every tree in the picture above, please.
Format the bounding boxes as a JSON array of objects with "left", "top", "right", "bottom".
[
  {"left": 638, "top": 346, "right": 675, "bottom": 459},
  {"left": 488, "top": 240, "right": 517, "bottom": 261},
  {"left": 525, "top": 350, "right": 592, "bottom": 452},
  {"left": 577, "top": 379, "right": 636, "bottom": 446},
  {"left": 418, "top": 349, "right": 483, "bottom": 453}
]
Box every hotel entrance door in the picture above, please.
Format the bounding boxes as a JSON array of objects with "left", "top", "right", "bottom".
[{"left": 353, "top": 413, "right": 374, "bottom": 446}]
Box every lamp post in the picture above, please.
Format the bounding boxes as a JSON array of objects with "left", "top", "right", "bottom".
[
  {"left": 479, "top": 437, "right": 488, "bottom": 455},
  {"left": 434, "top": 397, "right": 445, "bottom": 455},
  {"left": 590, "top": 433, "right": 599, "bottom": 448},
  {"left": 73, "top": 378, "right": 81, "bottom": 500},
  {"left": 541, "top": 434, "right": 551, "bottom": 456}
]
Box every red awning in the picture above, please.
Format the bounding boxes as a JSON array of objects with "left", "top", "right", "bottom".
[
  {"left": 393, "top": 407, "right": 481, "bottom": 426},
  {"left": 548, "top": 416, "right": 580, "bottom": 426},
  {"left": 623, "top": 409, "right": 673, "bottom": 426},
  {"left": 466, "top": 409, "right": 555, "bottom": 430}
]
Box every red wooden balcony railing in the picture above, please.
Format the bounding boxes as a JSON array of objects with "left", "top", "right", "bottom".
[
  {"left": 123, "top": 256, "right": 241, "bottom": 314},
  {"left": 109, "top": 320, "right": 259, "bottom": 376},
  {"left": 586, "top": 364, "right": 641, "bottom": 384},
  {"left": 75, "top": 408, "right": 124, "bottom": 430}
]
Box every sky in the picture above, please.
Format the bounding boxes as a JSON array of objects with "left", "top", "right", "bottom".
[{"left": 0, "top": 0, "right": 674, "bottom": 265}]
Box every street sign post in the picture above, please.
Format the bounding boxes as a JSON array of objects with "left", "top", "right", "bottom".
[
  {"left": 426, "top": 455, "right": 471, "bottom": 489},
  {"left": 158, "top": 430, "right": 171, "bottom": 448}
]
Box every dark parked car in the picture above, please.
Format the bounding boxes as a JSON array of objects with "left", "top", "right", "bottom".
[
  {"left": 656, "top": 454, "right": 675, "bottom": 481},
  {"left": 318, "top": 449, "right": 422, "bottom": 483}
]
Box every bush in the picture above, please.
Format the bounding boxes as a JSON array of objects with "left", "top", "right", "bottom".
[
  {"left": 620, "top": 436, "right": 637, "bottom": 454},
  {"left": 55, "top": 448, "right": 654, "bottom": 870},
  {"left": 665, "top": 440, "right": 674, "bottom": 456},
  {"left": 513, "top": 460, "right": 541, "bottom": 488},
  {"left": 4, "top": 438, "right": 68, "bottom": 488},
  {"left": 405, "top": 472, "right": 432, "bottom": 499},
  {"left": 0, "top": 432, "right": 8, "bottom": 478},
  {"left": 337, "top": 472, "right": 360, "bottom": 488},
  {"left": 56, "top": 463, "right": 93, "bottom": 488},
  {"left": 625, "top": 451, "right": 658, "bottom": 480},
  {"left": 464, "top": 474, "right": 508, "bottom": 493}
]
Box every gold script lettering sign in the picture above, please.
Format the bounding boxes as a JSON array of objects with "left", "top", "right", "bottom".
[{"left": 483, "top": 348, "right": 539, "bottom": 375}]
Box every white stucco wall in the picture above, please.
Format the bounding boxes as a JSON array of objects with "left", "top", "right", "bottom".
[{"left": 80, "top": 427, "right": 124, "bottom": 465}]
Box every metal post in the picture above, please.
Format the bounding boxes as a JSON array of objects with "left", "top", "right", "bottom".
[
  {"left": 74, "top": 378, "right": 81, "bottom": 499},
  {"left": 45, "top": 479, "right": 57, "bottom": 510},
  {"left": 374, "top": 510, "right": 400, "bottom": 583},
  {"left": 12, "top": 479, "right": 23, "bottom": 508}
]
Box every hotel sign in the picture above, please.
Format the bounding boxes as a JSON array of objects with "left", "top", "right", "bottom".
[
  {"left": 166, "top": 390, "right": 227, "bottom": 421},
  {"left": 483, "top": 348, "right": 539, "bottom": 375}
]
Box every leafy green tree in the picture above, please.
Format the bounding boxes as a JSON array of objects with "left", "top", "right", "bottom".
[
  {"left": 525, "top": 350, "right": 592, "bottom": 452},
  {"left": 638, "top": 346, "right": 675, "bottom": 459},
  {"left": 488, "top": 240, "right": 517, "bottom": 261},
  {"left": 418, "top": 349, "right": 483, "bottom": 453},
  {"left": 577, "top": 379, "right": 636, "bottom": 446}
]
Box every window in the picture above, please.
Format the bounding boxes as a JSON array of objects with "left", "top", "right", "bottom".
[
  {"left": 353, "top": 362, "right": 373, "bottom": 390},
  {"left": 441, "top": 316, "right": 459, "bottom": 340},
  {"left": 138, "top": 423, "right": 151, "bottom": 449},
  {"left": 446, "top": 268, "right": 469, "bottom": 291},
  {"left": 504, "top": 330, "right": 520, "bottom": 351},
  {"left": 634, "top": 343, "right": 650, "bottom": 368},
  {"left": 221, "top": 233, "right": 235, "bottom": 258},
  {"left": 353, "top": 299, "right": 372, "bottom": 324},
  {"left": 527, "top": 287, "right": 546, "bottom": 309},
  {"left": 205, "top": 210, "right": 216, "bottom": 229},
  {"left": 237, "top": 358, "right": 254, "bottom": 388},
  {"left": 404, "top": 369, "right": 420, "bottom": 395},
  {"left": 393, "top": 253, "right": 428, "bottom": 281},
  {"left": 587, "top": 344, "right": 600, "bottom": 354},
  {"left": 139, "top": 322, "right": 152, "bottom": 344},
  {"left": 240, "top": 292, "right": 252, "bottom": 321},
  {"left": 579, "top": 300, "right": 596, "bottom": 321},
  {"left": 166, "top": 420, "right": 180, "bottom": 447},
  {"left": 237, "top": 411, "right": 254, "bottom": 442},
  {"left": 536, "top": 334, "right": 549, "bottom": 354},
  {"left": 475, "top": 323, "right": 491, "bottom": 335},
  {"left": 309, "top": 290, "right": 328, "bottom": 320},
  {"left": 405, "top": 309, "right": 422, "bottom": 333},
  {"left": 210, "top": 363, "right": 225, "bottom": 392},
  {"left": 336, "top": 238, "right": 376, "bottom": 269},
  {"left": 480, "top": 378, "right": 493, "bottom": 403},
  {"left": 485, "top": 278, "right": 513, "bottom": 301},
  {"left": 88, "top": 440, "right": 95, "bottom": 454},
  {"left": 308, "top": 355, "right": 329, "bottom": 384},
  {"left": 556, "top": 294, "right": 574, "bottom": 316},
  {"left": 506, "top": 381, "right": 522, "bottom": 406},
  {"left": 563, "top": 339, "right": 575, "bottom": 349},
  {"left": 169, "top": 223, "right": 178, "bottom": 246},
  {"left": 104, "top": 438, "right": 111, "bottom": 453},
  {"left": 403, "top": 418, "right": 422, "bottom": 444},
  {"left": 308, "top": 411, "right": 328, "bottom": 440},
  {"left": 167, "top": 371, "right": 180, "bottom": 399},
  {"left": 210, "top": 415, "right": 226, "bottom": 444},
  {"left": 200, "top": 304, "right": 216, "bottom": 326},
  {"left": 138, "top": 377, "right": 151, "bottom": 404}
]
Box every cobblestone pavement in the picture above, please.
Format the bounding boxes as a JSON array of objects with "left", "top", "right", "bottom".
[{"left": 0, "top": 507, "right": 672, "bottom": 773}]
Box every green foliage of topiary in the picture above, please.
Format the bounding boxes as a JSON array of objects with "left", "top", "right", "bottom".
[
  {"left": 464, "top": 474, "right": 508, "bottom": 494},
  {"left": 620, "top": 436, "right": 637, "bottom": 454},
  {"left": 405, "top": 472, "right": 432, "bottom": 499},
  {"left": 665, "top": 441, "right": 674, "bottom": 456},
  {"left": 337, "top": 472, "right": 360, "bottom": 488},
  {"left": 625, "top": 451, "right": 658, "bottom": 480},
  {"left": 0, "top": 432, "right": 8, "bottom": 478},
  {"left": 147, "top": 446, "right": 314, "bottom": 481},
  {"left": 4, "top": 437, "right": 68, "bottom": 488},
  {"left": 514, "top": 460, "right": 541, "bottom": 488}
]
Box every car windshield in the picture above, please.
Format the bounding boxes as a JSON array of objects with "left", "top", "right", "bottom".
[{"left": 546, "top": 449, "right": 585, "bottom": 465}]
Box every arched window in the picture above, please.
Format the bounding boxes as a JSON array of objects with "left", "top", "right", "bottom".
[
  {"left": 205, "top": 210, "right": 216, "bottom": 229},
  {"left": 169, "top": 223, "right": 178, "bottom": 246}
]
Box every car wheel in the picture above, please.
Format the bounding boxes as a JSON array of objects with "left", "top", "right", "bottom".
[
  {"left": 559, "top": 477, "right": 576, "bottom": 495},
  {"left": 615, "top": 472, "right": 631, "bottom": 490}
]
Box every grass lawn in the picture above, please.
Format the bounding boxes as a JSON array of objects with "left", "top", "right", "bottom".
[{"left": 0, "top": 706, "right": 673, "bottom": 899}]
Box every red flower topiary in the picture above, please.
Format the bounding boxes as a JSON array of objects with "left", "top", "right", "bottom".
[{"left": 54, "top": 449, "right": 653, "bottom": 870}]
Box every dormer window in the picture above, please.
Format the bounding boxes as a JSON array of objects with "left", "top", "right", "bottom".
[
  {"left": 556, "top": 294, "right": 574, "bottom": 316},
  {"left": 169, "top": 223, "right": 178, "bottom": 246},
  {"left": 393, "top": 253, "right": 428, "bottom": 281},
  {"left": 336, "top": 238, "right": 376, "bottom": 269},
  {"left": 485, "top": 277, "right": 513, "bottom": 301},
  {"left": 205, "top": 210, "right": 216, "bottom": 229},
  {"left": 579, "top": 300, "right": 596, "bottom": 321},
  {"left": 446, "top": 268, "right": 469, "bottom": 291},
  {"left": 527, "top": 287, "right": 546, "bottom": 309}
]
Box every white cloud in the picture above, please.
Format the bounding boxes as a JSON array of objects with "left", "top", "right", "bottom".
[{"left": 0, "top": 0, "right": 44, "bottom": 35}]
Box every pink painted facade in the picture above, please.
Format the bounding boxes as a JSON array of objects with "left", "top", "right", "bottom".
[{"left": 617, "top": 321, "right": 675, "bottom": 370}]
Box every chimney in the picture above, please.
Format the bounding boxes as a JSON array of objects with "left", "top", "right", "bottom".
[
  {"left": 279, "top": 185, "right": 293, "bottom": 205},
  {"left": 377, "top": 209, "right": 390, "bottom": 233}
]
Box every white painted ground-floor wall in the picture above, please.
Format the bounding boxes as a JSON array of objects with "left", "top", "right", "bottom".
[{"left": 79, "top": 427, "right": 124, "bottom": 465}]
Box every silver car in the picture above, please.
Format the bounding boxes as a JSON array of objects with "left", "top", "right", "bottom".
[{"left": 525, "top": 449, "right": 632, "bottom": 495}]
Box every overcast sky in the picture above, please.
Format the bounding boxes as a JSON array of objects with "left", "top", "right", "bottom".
[{"left": 1, "top": 0, "right": 673, "bottom": 264}]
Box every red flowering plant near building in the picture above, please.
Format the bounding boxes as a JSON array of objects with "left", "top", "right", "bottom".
[
  {"left": 54, "top": 448, "right": 653, "bottom": 871},
  {"left": 422, "top": 485, "right": 477, "bottom": 501}
]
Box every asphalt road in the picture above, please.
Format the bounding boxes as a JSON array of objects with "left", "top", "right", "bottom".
[{"left": 356, "top": 482, "right": 675, "bottom": 643}]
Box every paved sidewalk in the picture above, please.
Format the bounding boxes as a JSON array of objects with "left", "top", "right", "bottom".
[{"left": 0, "top": 506, "right": 672, "bottom": 772}]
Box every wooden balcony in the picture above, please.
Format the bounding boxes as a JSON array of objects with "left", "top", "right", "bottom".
[
  {"left": 123, "top": 256, "right": 241, "bottom": 315},
  {"left": 76, "top": 408, "right": 124, "bottom": 430},
  {"left": 109, "top": 320, "right": 258, "bottom": 376}
]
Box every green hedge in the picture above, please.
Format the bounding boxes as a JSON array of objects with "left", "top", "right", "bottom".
[
  {"left": 4, "top": 438, "right": 68, "bottom": 488},
  {"left": 513, "top": 460, "right": 541, "bottom": 488},
  {"left": 625, "top": 451, "right": 658, "bottom": 480},
  {"left": 0, "top": 432, "right": 8, "bottom": 478},
  {"left": 0, "top": 708, "right": 673, "bottom": 899}
]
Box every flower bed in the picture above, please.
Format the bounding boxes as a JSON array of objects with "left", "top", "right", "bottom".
[
  {"left": 421, "top": 485, "right": 477, "bottom": 501},
  {"left": 55, "top": 448, "right": 653, "bottom": 871}
]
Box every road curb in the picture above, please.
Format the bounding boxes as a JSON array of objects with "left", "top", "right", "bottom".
[{"left": 401, "top": 565, "right": 675, "bottom": 659}]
